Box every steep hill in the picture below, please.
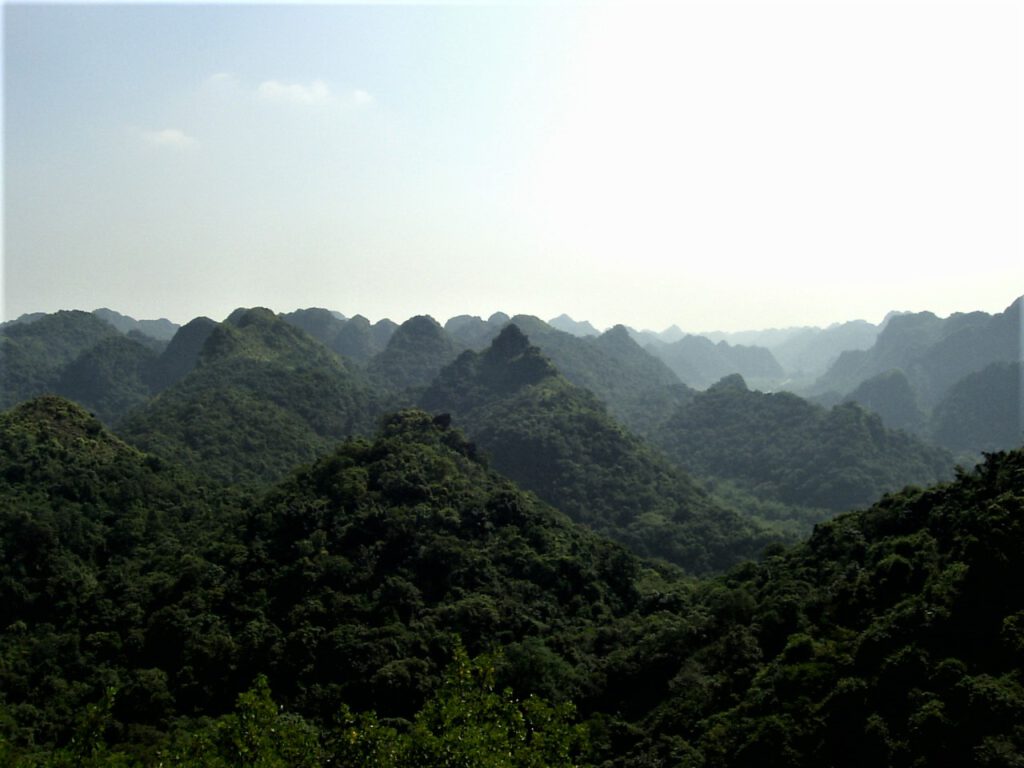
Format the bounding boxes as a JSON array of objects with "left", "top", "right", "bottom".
[
  {"left": 648, "top": 334, "right": 786, "bottom": 390},
  {"left": 444, "top": 312, "right": 508, "bottom": 350},
  {"left": 118, "top": 308, "right": 380, "bottom": 486},
  {"left": 0, "top": 397, "right": 650, "bottom": 756},
  {"left": 92, "top": 307, "right": 179, "bottom": 341},
  {"left": 240, "top": 409, "right": 648, "bottom": 718},
  {"left": 504, "top": 315, "right": 691, "bottom": 436},
  {"left": 655, "top": 374, "right": 954, "bottom": 511},
  {"left": 54, "top": 334, "right": 159, "bottom": 425},
  {"left": 635, "top": 447, "right": 1024, "bottom": 766},
  {"left": 548, "top": 313, "right": 600, "bottom": 337},
  {"left": 771, "top": 318, "right": 880, "bottom": 377},
  {"left": 0, "top": 310, "right": 120, "bottom": 410},
  {"left": 814, "top": 297, "right": 1021, "bottom": 406},
  {"left": 4, "top": 395, "right": 1023, "bottom": 766},
  {"left": 333, "top": 314, "right": 398, "bottom": 362},
  {"left": 421, "top": 325, "right": 777, "bottom": 572},
  {"left": 149, "top": 315, "right": 218, "bottom": 389},
  {"left": 280, "top": 307, "right": 348, "bottom": 350},
  {"left": 367, "top": 315, "right": 459, "bottom": 394},
  {"left": 930, "top": 361, "right": 1023, "bottom": 455},
  {"left": 0, "top": 396, "right": 242, "bottom": 746},
  {"left": 842, "top": 369, "right": 927, "bottom": 435}
]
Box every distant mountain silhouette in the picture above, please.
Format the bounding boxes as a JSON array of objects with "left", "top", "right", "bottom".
[
  {"left": 842, "top": 369, "right": 927, "bottom": 435},
  {"left": 647, "top": 335, "right": 785, "bottom": 389},
  {"left": 930, "top": 360, "right": 1023, "bottom": 455},
  {"left": 367, "top": 315, "right": 458, "bottom": 393},
  {"left": 444, "top": 313, "right": 507, "bottom": 350},
  {"left": 334, "top": 314, "right": 398, "bottom": 362},
  {"left": 93, "top": 308, "right": 179, "bottom": 341},
  {"left": 548, "top": 313, "right": 600, "bottom": 337},
  {"left": 280, "top": 307, "right": 348, "bottom": 349},
  {"left": 814, "top": 297, "right": 1021, "bottom": 407}
]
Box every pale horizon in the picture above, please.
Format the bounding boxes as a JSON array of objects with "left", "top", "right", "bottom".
[
  {"left": 7, "top": 291, "right": 1021, "bottom": 340},
  {"left": 4, "top": 2, "right": 1022, "bottom": 334}
]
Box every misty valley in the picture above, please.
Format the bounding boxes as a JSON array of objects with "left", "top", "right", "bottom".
[{"left": 0, "top": 297, "right": 1022, "bottom": 766}]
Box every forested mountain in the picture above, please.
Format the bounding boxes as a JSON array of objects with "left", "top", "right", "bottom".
[
  {"left": 0, "top": 310, "right": 120, "bottom": 410},
  {"left": 118, "top": 308, "right": 381, "bottom": 486},
  {"left": 646, "top": 334, "right": 786, "bottom": 390},
  {"left": 443, "top": 312, "right": 508, "bottom": 350},
  {"left": 0, "top": 396, "right": 247, "bottom": 749},
  {"left": 769, "top": 318, "right": 880, "bottom": 378},
  {"left": 0, "top": 310, "right": 220, "bottom": 424},
  {"left": 149, "top": 316, "right": 218, "bottom": 389},
  {"left": 367, "top": 315, "right": 459, "bottom": 394},
  {"left": 810, "top": 297, "right": 1022, "bottom": 454},
  {"left": 0, "top": 309, "right": 220, "bottom": 423},
  {"left": 92, "top": 308, "right": 180, "bottom": 341},
  {"left": 2, "top": 394, "right": 1023, "bottom": 766},
  {"left": 654, "top": 374, "right": 954, "bottom": 512},
  {"left": 280, "top": 307, "right": 348, "bottom": 348},
  {"left": 842, "top": 369, "right": 927, "bottom": 435},
  {"left": 931, "top": 361, "right": 1023, "bottom": 455},
  {"left": 421, "top": 325, "right": 778, "bottom": 572},
  {"left": 335, "top": 314, "right": 399, "bottom": 362},
  {"left": 814, "top": 297, "right": 1021, "bottom": 407},
  {"left": 54, "top": 334, "right": 161, "bottom": 425},
  {"left": 1, "top": 299, "right": 1021, "bottom": 765},
  {"left": 649, "top": 318, "right": 880, "bottom": 383},
  {"left": 0, "top": 396, "right": 654, "bottom": 764},
  {"left": 280, "top": 309, "right": 398, "bottom": 363},
  {"left": 548, "top": 313, "right": 600, "bottom": 337},
  {"left": 495, "top": 315, "right": 691, "bottom": 437},
  {"left": 628, "top": 447, "right": 1024, "bottom": 766},
  {"left": 639, "top": 323, "right": 687, "bottom": 344}
]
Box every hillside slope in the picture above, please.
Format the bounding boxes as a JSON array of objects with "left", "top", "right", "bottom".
[
  {"left": 655, "top": 374, "right": 954, "bottom": 511},
  {"left": 118, "top": 308, "right": 381, "bottom": 485},
  {"left": 637, "top": 447, "right": 1024, "bottom": 766},
  {"left": 421, "top": 325, "right": 778, "bottom": 572}
]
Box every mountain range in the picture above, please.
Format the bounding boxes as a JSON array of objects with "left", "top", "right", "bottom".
[{"left": 0, "top": 296, "right": 1021, "bottom": 763}]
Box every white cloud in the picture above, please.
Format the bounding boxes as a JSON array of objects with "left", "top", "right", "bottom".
[
  {"left": 206, "top": 72, "right": 237, "bottom": 86},
  {"left": 256, "top": 79, "right": 334, "bottom": 106},
  {"left": 140, "top": 128, "right": 198, "bottom": 149},
  {"left": 350, "top": 89, "right": 373, "bottom": 107},
  {"left": 203, "top": 72, "right": 240, "bottom": 91},
  {"left": 252, "top": 78, "right": 373, "bottom": 108}
]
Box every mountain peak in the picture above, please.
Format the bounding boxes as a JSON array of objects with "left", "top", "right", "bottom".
[
  {"left": 599, "top": 324, "right": 633, "bottom": 343},
  {"left": 548, "top": 314, "right": 600, "bottom": 337},
  {"left": 225, "top": 306, "right": 277, "bottom": 328},
  {"left": 488, "top": 323, "right": 531, "bottom": 358},
  {"left": 708, "top": 373, "right": 749, "bottom": 392},
  {"left": 6, "top": 395, "right": 104, "bottom": 439}
]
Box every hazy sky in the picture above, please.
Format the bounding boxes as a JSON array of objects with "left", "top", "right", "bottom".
[{"left": 4, "top": 2, "right": 1021, "bottom": 332}]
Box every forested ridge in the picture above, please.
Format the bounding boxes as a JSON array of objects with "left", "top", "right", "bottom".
[
  {"left": 1, "top": 302, "right": 1022, "bottom": 765},
  {"left": 655, "top": 374, "right": 955, "bottom": 513},
  {"left": 420, "top": 325, "right": 778, "bottom": 572}
]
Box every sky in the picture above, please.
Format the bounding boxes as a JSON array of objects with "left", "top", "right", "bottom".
[{"left": 3, "top": 1, "right": 1022, "bottom": 333}]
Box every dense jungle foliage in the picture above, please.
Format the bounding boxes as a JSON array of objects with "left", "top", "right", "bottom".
[
  {"left": 2, "top": 396, "right": 1023, "bottom": 766},
  {"left": 1, "top": 302, "right": 1021, "bottom": 766},
  {"left": 655, "top": 374, "right": 955, "bottom": 511},
  {"left": 421, "top": 325, "right": 779, "bottom": 572},
  {"left": 118, "top": 309, "right": 385, "bottom": 486}
]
